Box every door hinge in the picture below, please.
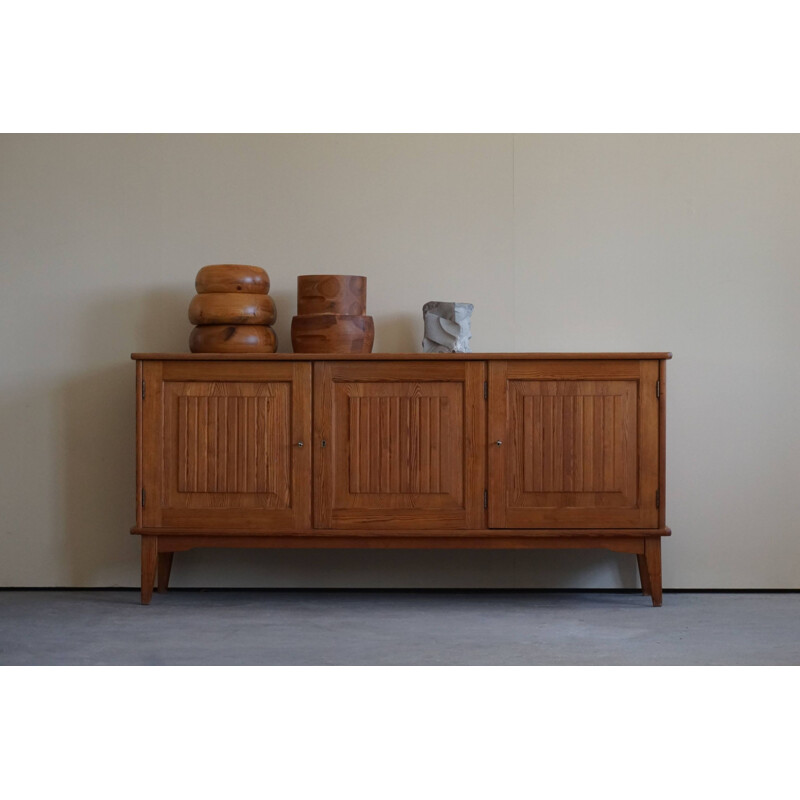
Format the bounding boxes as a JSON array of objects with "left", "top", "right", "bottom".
[
  {"left": 141, "top": 488, "right": 146, "bottom": 508},
  {"left": 484, "top": 489, "right": 488, "bottom": 509},
  {"left": 142, "top": 379, "right": 146, "bottom": 400},
  {"left": 655, "top": 489, "right": 660, "bottom": 509},
  {"left": 656, "top": 379, "right": 660, "bottom": 399},
  {"left": 484, "top": 381, "right": 488, "bottom": 400}
]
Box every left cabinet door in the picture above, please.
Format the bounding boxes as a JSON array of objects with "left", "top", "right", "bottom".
[{"left": 140, "top": 361, "right": 312, "bottom": 531}]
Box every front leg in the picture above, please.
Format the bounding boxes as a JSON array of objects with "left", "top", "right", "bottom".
[
  {"left": 141, "top": 536, "right": 157, "bottom": 605},
  {"left": 643, "top": 538, "right": 663, "bottom": 607},
  {"left": 158, "top": 552, "right": 174, "bottom": 594}
]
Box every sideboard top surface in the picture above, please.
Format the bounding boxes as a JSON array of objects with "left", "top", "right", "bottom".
[{"left": 131, "top": 352, "right": 672, "bottom": 361}]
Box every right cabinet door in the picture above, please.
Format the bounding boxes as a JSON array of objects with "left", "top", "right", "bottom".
[{"left": 488, "top": 360, "right": 659, "bottom": 529}]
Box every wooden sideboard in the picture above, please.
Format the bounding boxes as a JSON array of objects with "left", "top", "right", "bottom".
[{"left": 132, "top": 352, "right": 671, "bottom": 605}]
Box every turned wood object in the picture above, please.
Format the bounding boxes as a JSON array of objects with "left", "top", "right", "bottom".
[
  {"left": 291, "top": 314, "right": 374, "bottom": 354},
  {"left": 297, "top": 275, "right": 367, "bottom": 315},
  {"left": 292, "top": 273, "right": 373, "bottom": 353},
  {"left": 189, "top": 293, "right": 276, "bottom": 325},
  {"left": 195, "top": 264, "right": 270, "bottom": 295},
  {"left": 190, "top": 264, "right": 276, "bottom": 353},
  {"left": 189, "top": 325, "right": 277, "bottom": 353}
]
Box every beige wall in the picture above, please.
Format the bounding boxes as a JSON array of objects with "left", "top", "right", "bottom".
[{"left": 1, "top": 133, "right": 798, "bottom": 588}]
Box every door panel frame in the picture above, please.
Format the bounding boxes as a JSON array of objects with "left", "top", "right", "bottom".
[
  {"left": 314, "top": 360, "right": 486, "bottom": 530},
  {"left": 141, "top": 360, "right": 311, "bottom": 531},
  {"left": 488, "top": 360, "right": 660, "bottom": 529}
]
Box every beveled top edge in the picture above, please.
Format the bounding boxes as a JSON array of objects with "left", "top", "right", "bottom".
[{"left": 131, "top": 352, "right": 672, "bottom": 361}]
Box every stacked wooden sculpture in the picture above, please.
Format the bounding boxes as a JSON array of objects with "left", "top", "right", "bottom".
[
  {"left": 291, "top": 274, "right": 374, "bottom": 353},
  {"left": 188, "top": 264, "right": 277, "bottom": 353}
]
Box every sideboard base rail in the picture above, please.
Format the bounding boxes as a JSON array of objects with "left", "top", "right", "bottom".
[{"left": 134, "top": 528, "right": 669, "bottom": 607}]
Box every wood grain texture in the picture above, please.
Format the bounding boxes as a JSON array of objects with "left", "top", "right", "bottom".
[
  {"left": 659, "top": 358, "right": 667, "bottom": 529},
  {"left": 297, "top": 274, "right": 366, "bottom": 316},
  {"left": 133, "top": 352, "right": 673, "bottom": 361},
  {"left": 195, "top": 264, "right": 270, "bottom": 294},
  {"left": 140, "top": 361, "right": 311, "bottom": 532},
  {"left": 291, "top": 314, "right": 374, "bottom": 354},
  {"left": 152, "top": 532, "right": 657, "bottom": 554},
  {"left": 314, "top": 360, "right": 484, "bottom": 530},
  {"left": 133, "top": 354, "right": 669, "bottom": 605},
  {"left": 490, "top": 360, "right": 659, "bottom": 529},
  {"left": 188, "top": 293, "right": 276, "bottom": 325},
  {"left": 636, "top": 553, "right": 652, "bottom": 596},
  {"left": 644, "top": 537, "right": 663, "bottom": 606},
  {"left": 157, "top": 552, "right": 174, "bottom": 593},
  {"left": 189, "top": 325, "right": 277, "bottom": 354},
  {"left": 141, "top": 536, "right": 157, "bottom": 605},
  {"left": 134, "top": 526, "right": 671, "bottom": 539}
]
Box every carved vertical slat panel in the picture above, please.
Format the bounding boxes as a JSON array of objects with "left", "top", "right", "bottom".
[
  {"left": 217, "top": 397, "right": 228, "bottom": 493},
  {"left": 390, "top": 396, "right": 401, "bottom": 492},
  {"left": 321, "top": 362, "right": 480, "bottom": 529},
  {"left": 553, "top": 395, "right": 564, "bottom": 492},
  {"left": 522, "top": 395, "right": 533, "bottom": 493},
  {"left": 400, "top": 397, "right": 411, "bottom": 493},
  {"left": 495, "top": 366, "right": 650, "bottom": 528},
  {"left": 430, "top": 396, "right": 440, "bottom": 493},
  {"left": 419, "top": 396, "right": 430, "bottom": 493},
  {"left": 207, "top": 397, "right": 218, "bottom": 492},
  {"left": 380, "top": 397, "right": 391, "bottom": 494},
  {"left": 573, "top": 395, "right": 583, "bottom": 491},
  {"left": 175, "top": 393, "right": 275, "bottom": 495},
  {"left": 359, "top": 396, "right": 370, "bottom": 493},
  {"left": 156, "top": 364, "right": 311, "bottom": 529},
  {"left": 563, "top": 395, "right": 574, "bottom": 492},
  {"left": 614, "top": 394, "right": 624, "bottom": 493},
  {"left": 582, "top": 395, "right": 594, "bottom": 491},
  {"left": 603, "top": 394, "right": 615, "bottom": 491},
  {"left": 349, "top": 397, "right": 360, "bottom": 494},
  {"left": 437, "top": 397, "right": 451, "bottom": 495},
  {"left": 197, "top": 398, "right": 207, "bottom": 492}
]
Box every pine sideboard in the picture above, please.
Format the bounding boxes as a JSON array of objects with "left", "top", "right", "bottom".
[{"left": 132, "top": 353, "right": 671, "bottom": 605}]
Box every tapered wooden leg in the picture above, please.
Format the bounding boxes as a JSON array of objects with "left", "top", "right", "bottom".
[
  {"left": 141, "top": 536, "right": 158, "bottom": 605},
  {"left": 158, "top": 552, "right": 174, "bottom": 594},
  {"left": 643, "top": 538, "right": 663, "bottom": 607},
  {"left": 637, "top": 554, "right": 652, "bottom": 596}
]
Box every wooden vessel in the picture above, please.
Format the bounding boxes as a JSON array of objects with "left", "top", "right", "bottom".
[
  {"left": 291, "top": 314, "right": 374, "bottom": 353},
  {"left": 189, "top": 325, "right": 277, "bottom": 353},
  {"left": 297, "top": 274, "right": 366, "bottom": 316},
  {"left": 188, "top": 293, "right": 276, "bottom": 325},
  {"left": 195, "top": 264, "right": 270, "bottom": 295}
]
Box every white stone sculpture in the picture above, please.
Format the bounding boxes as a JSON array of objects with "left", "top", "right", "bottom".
[{"left": 422, "top": 301, "right": 474, "bottom": 353}]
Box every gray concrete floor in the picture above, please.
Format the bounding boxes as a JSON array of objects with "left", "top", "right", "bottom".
[{"left": 1, "top": 590, "right": 798, "bottom": 665}]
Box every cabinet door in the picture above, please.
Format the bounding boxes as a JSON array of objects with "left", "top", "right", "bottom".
[
  {"left": 141, "top": 361, "right": 311, "bottom": 530},
  {"left": 314, "top": 361, "right": 485, "bottom": 530},
  {"left": 488, "top": 360, "right": 659, "bottom": 529}
]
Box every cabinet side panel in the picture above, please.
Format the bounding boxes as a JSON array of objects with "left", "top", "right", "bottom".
[
  {"left": 638, "top": 360, "right": 660, "bottom": 528},
  {"left": 136, "top": 360, "right": 143, "bottom": 529},
  {"left": 141, "top": 361, "right": 164, "bottom": 528},
  {"left": 659, "top": 359, "right": 667, "bottom": 528}
]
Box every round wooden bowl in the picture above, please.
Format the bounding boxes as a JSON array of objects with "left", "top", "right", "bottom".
[
  {"left": 297, "top": 274, "right": 366, "bottom": 316},
  {"left": 189, "top": 325, "right": 277, "bottom": 353},
  {"left": 291, "top": 314, "right": 374, "bottom": 353},
  {"left": 195, "top": 264, "right": 270, "bottom": 295},
  {"left": 188, "top": 293, "right": 276, "bottom": 325}
]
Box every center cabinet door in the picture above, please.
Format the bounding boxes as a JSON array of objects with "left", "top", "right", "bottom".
[
  {"left": 141, "top": 361, "right": 311, "bottom": 531},
  {"left": 488, "top": 360, "right": 659, "bottom": 529},
  {"left": 314, "top": 361, "right": 486, "bottom": 530}
]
